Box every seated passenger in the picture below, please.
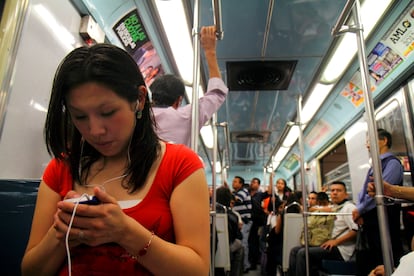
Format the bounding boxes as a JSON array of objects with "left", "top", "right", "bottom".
[
  {"left": 308, "top": 191, "right": 332, "bottom": 212},
  {"left": 369, "top": 236, "right": 414, "bottom": 276},
  {"left": 266, "top": 192, "right": 302, "bottom": 276},
  {"left": 216, "top": 186, "right": 244, "bottom": 276},
  {"left": 288, "top": 181, "right": 358, "bottom": 276},
  {"left": 301, "top": 191, "right": 336, "bottom": 247},
  {"left": 307, "top": 191, "right": 318, "bottom": 209}
]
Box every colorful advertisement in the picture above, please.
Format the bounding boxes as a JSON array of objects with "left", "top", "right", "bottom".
[
  {"left": 339, "top": 3, "right": 414, "bottom": 107},
  {"left": 382, "top": 2, "right": 414, "bottom": 59},
  {"left": 367, "top": 42, "right": 403, "bottom": 85},
  {"left": 340, "top": 81, "right": 365, "bottom": 107},
  {"left": 113, "top": 9, "right": 164, "bottom": 86},
  {"left": 284, "top": 153, "right": 299, "bottom": 170}
]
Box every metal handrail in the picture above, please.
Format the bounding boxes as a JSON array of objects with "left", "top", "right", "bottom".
[
  {"left": 216, "top": 122, "right": 231, "bottom": 170},
  {"left": 331, "top": 0, "right": 355, "bottom": 36},
  {"left": 212, "top": 0, "right": 223, "bottom": 40}
]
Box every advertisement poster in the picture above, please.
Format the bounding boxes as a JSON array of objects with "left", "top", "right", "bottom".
[
  {"left": 382, "top": 2, "right": 414, "bottom": 59},
  {"left": 367, "top": 42, "right": 403, "bottom": 85},
  {"left": 339, "top": 3, "right": 414, "bottom": 108},
  {"left": 284, "top": 153, "right": 299, "bottom": 171},
  {"left": 340, "top": 81, "right": 365, "bottom": 107},
  {"left": 113, "top": 9, "right": 164, "bottom": 85},
  {"left": 306, "top": 119, "right": 332, "bottom": 149}
]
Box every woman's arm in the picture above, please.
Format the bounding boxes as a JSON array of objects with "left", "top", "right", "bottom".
[
  {"left": 117, "top": 168, "right": 210, "bottom": 275},
  {"left": 21, "top": 181, "right": 67, "bottom": 275}
]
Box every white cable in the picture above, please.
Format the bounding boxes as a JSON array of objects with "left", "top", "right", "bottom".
[{"left": 65, "top": 193, "right": 89, "bottom": 276}]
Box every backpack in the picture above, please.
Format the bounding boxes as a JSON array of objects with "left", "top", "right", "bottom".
[
  {"left": 300, "top": 204, "right": 345, "bottom": 247},
  {"left": 300, "top": 211, "right": 336, "bottom": 246}
]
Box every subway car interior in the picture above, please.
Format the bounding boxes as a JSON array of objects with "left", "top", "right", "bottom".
[{"left": 1, "top": 0, "right": 414, "bottom": 275}]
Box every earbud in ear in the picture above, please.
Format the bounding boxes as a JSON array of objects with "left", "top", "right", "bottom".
[
  {"left": 135, "top": 99, "right": 142, "bottom": 119},
  {"left": 135, "top": 99, "right": 140, "bottom": 111}
]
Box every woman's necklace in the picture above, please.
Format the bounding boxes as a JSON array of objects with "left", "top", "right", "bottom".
[{"left": 85, "top": 173, "right": 128, "bottom": 192}]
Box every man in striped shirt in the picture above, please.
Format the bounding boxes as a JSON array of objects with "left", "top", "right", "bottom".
[{"left": 232, "top": 176, "right": 253, "bottom": 272}]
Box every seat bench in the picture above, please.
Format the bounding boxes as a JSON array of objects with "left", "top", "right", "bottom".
[{"left": 318, "top": 259, "right": 357, "bottom": 276}]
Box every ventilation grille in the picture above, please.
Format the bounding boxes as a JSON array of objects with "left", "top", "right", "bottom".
[
  {"left": 234, "top": 160, "right": 256, "bottom": 166},
  {"left": 231, "top": 131, "right": 271, "bottom": 143},
  {"left": 226, "top": 60, "right": 297, "bottom": 91}
]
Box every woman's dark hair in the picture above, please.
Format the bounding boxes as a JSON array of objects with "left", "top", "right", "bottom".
[
  {"left": 44, "top": 44, "right": 160, "bottom": 192},
  {"left": 216, "top": 186, "right": 233, "bottom": 207},
  {"left": 276, "top": 178, "right": 291, "bottom": 197}
]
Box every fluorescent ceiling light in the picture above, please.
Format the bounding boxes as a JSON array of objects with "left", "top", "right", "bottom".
[
  {"left": 321, "top": 33, "right": 355, "bottom": 83},
  {"left": 155, "top": 0, "right": 193, "bottom": 83},
  {"left": 273, "top": 146, "right": 290, "bottom": 162},
  {"left": 271, "top": 161, "right": 281, "bottom": 170},
  {"left": 283, "top": 126, "right": 300, "bottom": 148},
  {"left": 215, "top": 161, "right": 222, "bottom": 173},
  {"left": 301, "top": 83, "right": 333, "bottom": 123},
  {"left": 200, "top": 124, "right": 214, "bottom": 148},
  {"left": 270, "top": 125, "right": 300, "bottom": 170},
  {"left": 321, "top": 0, "right": 393, "bottom": 83},
  {"left": 271, "top": 83, "right": 331, "bottom": 170}
]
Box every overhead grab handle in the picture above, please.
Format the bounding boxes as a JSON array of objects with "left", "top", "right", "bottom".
[
  {"left": 331, "top": 0, "right": 355, "bottom": 36},
  {"left": 212, "top": 0, "right": 224, "bottom": 40}
]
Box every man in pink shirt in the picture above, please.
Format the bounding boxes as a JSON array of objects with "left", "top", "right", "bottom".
[{"left": 150, "top": 25, "right": 228, "bottom": 148}]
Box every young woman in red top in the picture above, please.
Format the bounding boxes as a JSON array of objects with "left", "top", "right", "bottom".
[{"left": 21, "top": 44, "right": 210, "bottom": 275}]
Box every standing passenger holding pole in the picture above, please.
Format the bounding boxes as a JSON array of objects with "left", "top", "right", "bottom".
[
  {"left": 352, "top": 128, "right": 404, "bottom": 276},
  {"left": 150, "top": 25, "right": 228, "bottom": 148}
]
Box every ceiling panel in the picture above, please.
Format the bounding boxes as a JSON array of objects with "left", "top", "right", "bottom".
[{"left": 197, "top": 0, "right": 348, "bottom": 174}]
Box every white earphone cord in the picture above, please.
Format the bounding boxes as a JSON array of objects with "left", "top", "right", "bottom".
[{"left": 65, "top": 193, "right": 89, "bottom": 276}]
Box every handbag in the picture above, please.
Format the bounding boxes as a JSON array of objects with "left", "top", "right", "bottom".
[{"left": 355, "top": 224, "right": 370, "bottom": 251}]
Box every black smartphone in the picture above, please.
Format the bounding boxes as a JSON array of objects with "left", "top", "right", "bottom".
[{"left": 65, "top": 195, "right": 100, "bottom": 205}]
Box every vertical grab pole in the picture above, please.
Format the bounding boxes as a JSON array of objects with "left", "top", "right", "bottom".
[
  {"left": 297, "top": 95, "right": 310, "bottom": 276},
  {"left": 210, "top": 112, "right": 218, "bottom": 275},
  {"left": 352, "top": 1, "right": 394, "bottom": 274},
  {"left": 191, "top": 0, "right": 200, "bottom": 151},
  {"left": 212, "top": 0, "right": 224, "bottom": 40},
  {"left": 189, "top": 0, "right": 214, "bottom": 273}
]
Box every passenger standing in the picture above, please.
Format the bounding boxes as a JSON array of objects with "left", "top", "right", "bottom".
[
  {"left": 263, "top": 174, "right": 291, "bottom": 215},
  {"left": 352, "top": 128, "right": 404, "bottom": 276},
  {"left": 150, "top": 25, "right": 228, "bottom": 148},
  {"left": 248, "top": 177, "right": 269, "bottom": 271},
  {"left": 232, "top": 176, "right": 253, "bottom": 273}
]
